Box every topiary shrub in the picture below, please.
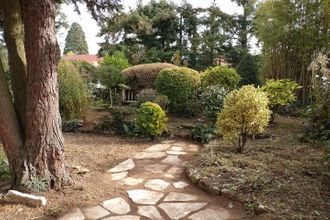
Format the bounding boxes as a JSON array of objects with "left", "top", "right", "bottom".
[
  {"left": 136, "top": 102, "right": 167, "bottom": 138},
  {"left": 217, "top": 85, "right": 271, "bottom": 153},
  {"left": 155, "top": 67, "right": 200, "bottom": 116},
  {"left": 201, "top": 66, "right": 241, "bottom": 90},
  {"left": 122, "top": 63, "right": 177, "bottom": 90},
  {"left": 261, "top": 79, "right": 301, "bottom": 120},
  {"left": 200, "top": 85, "right": 229, "bottom": 120},
  {"left": 58, "top": 60, "right": 91, "bottom": 120}
]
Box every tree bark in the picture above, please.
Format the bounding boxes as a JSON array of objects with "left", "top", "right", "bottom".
[
  {"left": 1, "top": 0, "right": 27, "bottom": 130},
  {"left": 20, "top": 0, "right": 72, "bottom": 189},
  {"left": 0, "top": 57, "right": 24, "bottom": 186}
]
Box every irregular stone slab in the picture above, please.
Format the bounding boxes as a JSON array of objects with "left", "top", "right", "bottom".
[
  {"left": 161, "top": 155, "right": 184, "bottom": 166},
  {"left": 102, "top": 197, "right": 130, "bottom": 214},
  {"left": 121, "top": 177, "right": 144, "bottom": 186},
  {"left": 188, "top": 208, "right": 231, "bottom": 220},
  {"left": 170, "top": 146, "right": 184, "bottom": 151},
  {"left": 166, "top": 151, "right": 187, "bottom": 155},
  {"left": 134, "top": 151, "right": 166, "bottom": 159},
  {"left": 58, "top": 208, "right": 85, "bottom": 220},
  {"left": 103, "top": 215, "right": 140, "bottom": 220},
  {"left": 82, "top": 205, "right": 110, "bottom": 219},
  {"left": 127, "top": 189, "right": 164, "bottom": 205},
  {"left": 108, "top": 159, "right": 135, "bottom": 173},
  {"left": 138, "top": 206, "right": 163, "bottom": 220},
  {"left": 158, "top": 202, "right": 207, "bottom": 219},
  {"left": 4, "top": 190, "right": 47, "bottom": 207},
  {"left": 164, "top": 192, "right": 198, "bottom": 202},
  {"left": 173, "top": 181, "right": 189, "bottom": 189},
  {"left": 144, "top": 179, "right": 170, "bottom": 191},
  {"left": 186, "top": 144, "right": 200, "bottom": 152},
  {"left": 110, "top": 171, "right": 128, "bottom": 181},
  {"left": 166, "top": 166, "right": 184, "bottom": 174},
  {"left": 145, "top": 144, "right": 170, "bottom": 151},
  {"left": 145, "top": 163, "right": 169, "bottom": 174}
]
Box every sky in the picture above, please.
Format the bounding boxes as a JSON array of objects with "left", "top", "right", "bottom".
[{"left": 58, "top": 0, "right": 246, "bottom": 55}]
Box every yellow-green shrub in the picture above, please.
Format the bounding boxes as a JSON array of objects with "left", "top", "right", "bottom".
[
  {"left": 58, "top": 60, "right": 91, "bottom": 120},
  {"left": 201, "top": 66, "right": 240, "bottom": 90},
  {"left": 155, "top": 67, "right": 200, "bottom": 116},
  {"left": 136, "top": 102, "right": 167, "bottom": 138},
  {"left": 217, "top": 85, "right": 271, "bottom": 152},
  {"left": 122, "top": 63, "right": 177, "bottom": 90}
]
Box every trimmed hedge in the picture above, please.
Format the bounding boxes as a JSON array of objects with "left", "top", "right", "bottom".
[
  {"left": 201, "top": 66, "right": 240, "bottom": 90},
  {"left": 155, "top": 67, "right": 200, "bottom": 116},
  {"left": 122, "top": 63, "right": 177, "bottom": 90}
]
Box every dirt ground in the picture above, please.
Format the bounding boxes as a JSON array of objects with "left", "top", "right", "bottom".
[
  {"left": 187, "top": 116, "right": 330, "bottom": 219},
  {"left": 0, "top": 133, "right": 154, "bottom": 219}
]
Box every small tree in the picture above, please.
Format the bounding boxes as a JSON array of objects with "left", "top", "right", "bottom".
[{"left": 217, "top": 85, "right": 271, "bottom": 153}]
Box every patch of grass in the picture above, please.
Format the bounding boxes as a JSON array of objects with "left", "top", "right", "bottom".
[{"left": 187, "top": 116, "right": 329, "bottom": 219}]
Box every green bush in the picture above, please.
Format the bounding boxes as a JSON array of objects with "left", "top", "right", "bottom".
[
  {"left": 217, "top": 85, "right": 271, "bottom": 153},
  {"left": 200, "top": 85, "right": 229, "bottom": 120},
  {"left": 201, "top": 66, "right": 240, "bottom": 90},
  {"left": 122, "top": 63, "right": 177, "bottom": 90},
  {"left": 191, "top": 123, "right": 217, "bottom": 144},
  {"left": 155, "top": 67, "right": 200, "bottom": 116},
  {"left": 136, "top": 102, "right": 167, "bottom": 138},
  {"left": 58, "top": 60, "right": 91, "bottom": 120}
]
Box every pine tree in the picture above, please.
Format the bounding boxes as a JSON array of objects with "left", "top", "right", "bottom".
[{"left": 64, "top": 22, "right": 89, "bottom": 54}]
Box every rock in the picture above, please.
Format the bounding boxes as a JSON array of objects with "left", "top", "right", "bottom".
[
  {"left": 138, "top": 206, "right": 163, "bottom": 220},
  {"left": 173, "top": 181, "right": 189, "bottom": 189},
  {"left": 166, "top": 151, "right": 187, "bottom": 155},
  {"left": 145, "top": 163, "right": 169, "bottom": 174},
  {"left": 134, "top": 151, "right": 166, "bottom": 159},
  {"left": 127, "top": 189, "right": 164, "bottom": 205},
  {"left": 109, "top": 172, "right": 128, "bottom": 181},
  {"left": 103, "top": 215, "right": 140, "bottom": 220},
  {"left": 102, "top": 197, "right": 130, "bottom": 214},
  {"left": 145, "top": 144, "right": 170, "bottom": 151},
  {"left": 121, "top": 177, "right": 144, "bottom": 186},
  {"left": 108, "top": 159, "right": 135, "bottom": 173},
  {"left": 158, "top": 202, "right": 207, "bottom": 219},
  {"left": 58, "top": 208, "right": 85, "bottom": 220},
  {"left": 144, "top": 179, "right": 170, "bottom": 191},
  {"left": 163, "top": 192, "right": 198, "bottom": 202},
  {"left": 82, "top": 205, "right": 110, "bottom": 219},
  {"left": 77, "top": 168, "right": 90, "bottom": 174},
  {"left": 166, "top": 166, "right": 184, "bottom": 174},
  {"left": 161, "top": 155, "right": 184, "bottom": 166},
  {"left": 188, "top": 208, "right": 230, "bottom": 220},
  {"left": 4, "top": 190, "right": 47, "bottom": 207}
]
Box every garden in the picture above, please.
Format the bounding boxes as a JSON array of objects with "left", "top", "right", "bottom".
[{"left": 0, "top": 0, "right": 329, "bottom": 219}]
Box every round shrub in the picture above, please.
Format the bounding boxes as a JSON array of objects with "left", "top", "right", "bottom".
[
  {"left": 58, "top": 60, "right": 91, "bottom": 120},
  {"left": 136, "top": 102, "right": 167, "bottom": 138},
  {"left": 217, "top": 85, "right": 271, "bottom": 153},
  {"left": 155, "top": 67, "right": 200, "bottom": 116},
  {"left": 200, "top": 85, "right": 229, "bottom": 119},
  {"left": 122, "top": 63, "right": 177, "bottom": 90},
  {"left": 201, "top": 66, "right": 240, "bottom": 90}
]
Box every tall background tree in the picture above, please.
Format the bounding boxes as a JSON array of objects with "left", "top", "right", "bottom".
[{"left": 64, "top": 22, "right": 89, "bottom": 54}]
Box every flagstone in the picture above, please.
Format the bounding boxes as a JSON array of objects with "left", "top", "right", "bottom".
[
  {"left": 127, "top": 189, "right": 164, "bottom": 205},
  {"left": 158, "top": 202, "right": 207, "bottom": 219},
  {"left": 188, "top": 208, "right": 231, "bottom": 220},
  {"left": 144, "top": 179, "right": 170, "bottom": 191},
  {"left": 138, "top": 206, "right": 163, "bottom": 220},
  {"left": 108, "top": 159, "right": 135, "bottom": 173},
  {"left": 102, "top": 197, "right": 130, "bottom": 215},
  {"left": 163, "top": 192, "right": 198, "bottom": 202}
]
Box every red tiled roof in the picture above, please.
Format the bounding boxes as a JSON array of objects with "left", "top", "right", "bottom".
[{"left": 63, "top": 54, "right": 102, "bottom": 65}]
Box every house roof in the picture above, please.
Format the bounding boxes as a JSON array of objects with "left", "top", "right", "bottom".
[{"left": 63, "top": 54, "right": 102, "bottom": 66}]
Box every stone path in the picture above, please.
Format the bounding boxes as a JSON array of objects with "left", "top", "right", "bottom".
[{"left": 58, "top": 140, "right": 248, "bottom": 220}]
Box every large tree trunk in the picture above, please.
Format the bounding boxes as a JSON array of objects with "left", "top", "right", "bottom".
[
  {"left": 1, "top": 0, "right": 27, "bottom": 130},
  {"left": 20, "top": 0, "right": 72, "bottom": 189},
  {"left": 0, "top": 58, "right": 24, "bottom": 186}
]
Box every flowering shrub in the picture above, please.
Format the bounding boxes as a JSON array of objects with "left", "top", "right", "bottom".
[
  {"left": 136, "top": 102, "right": 167, "bottom": 138},
  {"left": 201, "top": 66, "right": 240, "bottom": 90},
  {"left": 217, "top": 85, "right": 271, "bottom": 152},
  {"left": 155, "top": 67, "right": 200, "bottom": 116},
  {"left": 200, "top": 85, "right": 229, "bottom": 119}
]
